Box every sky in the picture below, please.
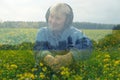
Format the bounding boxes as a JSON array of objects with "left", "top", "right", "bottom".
[{"left": 0, "top": 0, "right": 120, "bottom": 24}]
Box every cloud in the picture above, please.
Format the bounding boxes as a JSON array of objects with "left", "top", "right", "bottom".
[
  {"left": 0, "top": 0, "right": 120, "bottom": 24},
  {"left": 71, "top": 0, "right": 120, "bottom": 24}
]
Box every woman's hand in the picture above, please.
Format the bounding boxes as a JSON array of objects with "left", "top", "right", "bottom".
[
  {"left": 43, "top": 55, "right": 55, "bottom": 67},
  {"left": 43, "top": 52, "right": 73, "bottom": 72},
  {"left": 51, "top": 52, "right": 73, "bottom": 72}
]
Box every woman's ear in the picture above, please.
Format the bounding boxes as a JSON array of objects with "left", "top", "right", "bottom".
[{"left": 45, "top": 7, "right": 51, "bottom": 23}]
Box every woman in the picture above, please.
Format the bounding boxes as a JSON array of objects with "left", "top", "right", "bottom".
[{"left": 33, "top": 3, "right": 92, "bottom": 72}]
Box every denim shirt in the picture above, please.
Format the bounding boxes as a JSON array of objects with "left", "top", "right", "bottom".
[{"left": 34, "top": 26, "right": 92, "bottom": 62}]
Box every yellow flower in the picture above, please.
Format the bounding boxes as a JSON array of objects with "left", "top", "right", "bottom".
[
  {"left": 103, "top": 58, "right": 110, "bottom": 62},
  {"left": 114, "top": 60, "right": 120, "bottom": 66},
  {"left": 10, "top": 64, "right": 18, "bottom": 69},
  {"left": 74, "top": 75, "right": 82, "bottom": 80},
  {"left": 61, "top": 71, "right": 70, "bottom": 77},
  {"left": 31, "top": 68, "right": 38, "bottom": 72},
  {"left": 40, "top": 62, "right": 44, "bottom": 67},
  {"left": 30, "top": 74, "right": 35, "bottom": 79},
  {"left": 39, "top": 72, "right": 45, "bottom": 79},
  {"left": 2, "top": 78, "right": 7, "bottom": 80},
  {"left": 65, "top": 71, "right": 70, "bottom": 77},
  {"left": 96, "top": 77, "right": 100, "bottom": 80},
  {"left": 104, "top": 54, "right": 110, "bottom": 58},
  {"left": 17, "top": 72, "right": 35, "bottom": 79},
  {"left": 61, "top": 71, "right": 65, "bottom": 75},
  {"left": 109, "top": 73, "right": 113, "bottom": 77},
  {"left": 104, "top": 64, "right": 109, "bottom": 68},
  {"left": 42, "top": 67, "right": 47, "bottom": 72},
  {"left": 60, "top": 67, "right": 70, "bottom": 77}
]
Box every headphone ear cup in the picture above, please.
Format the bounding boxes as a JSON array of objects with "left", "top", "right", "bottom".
[
  {"left": 65, "top": 14, "right": 70, "bottom": 27},
  {"left": 64, "top": 7, "right": 73, "bottom": 27},
  {"left": 63, "top": 3, "right": 73, "bottom": 27},
  {"left": 45, "top": 8, "right": 50, "bottom": 23}
]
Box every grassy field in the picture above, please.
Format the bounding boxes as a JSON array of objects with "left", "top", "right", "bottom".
[
  {"left": 0, "top": 28, "right": 37, "bottom": 45},
  {"left": 0, "top": 28, "right": 112, "bottom": 45},
  {"left": 0, "top": 28, "right": 119, "bottom": 80},
  {"left": 83, "top": 29, "right": 112, "bottom": 42},
  {"left": 0, "top": 49, "right": 120, "bottom": 79}
]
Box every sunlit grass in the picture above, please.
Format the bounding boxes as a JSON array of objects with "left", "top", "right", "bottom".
[{"left": 0, "top": 28, "right": 112, "bottom": 45}]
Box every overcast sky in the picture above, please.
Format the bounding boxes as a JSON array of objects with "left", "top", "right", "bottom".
[{"left": 0, "top": 0, "right": 120, "bottom": 24}]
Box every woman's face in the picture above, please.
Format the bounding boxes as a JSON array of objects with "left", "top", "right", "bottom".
[{"left": 48, "top": 12, "right": 66, "bottom": 31}]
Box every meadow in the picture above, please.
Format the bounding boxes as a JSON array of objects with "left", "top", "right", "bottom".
[
  {"left": 0, "top": 28, "right": 120, "bottom": 80},
  {"left": 0, "top": 28, "right": 112, "bottom": 45}
]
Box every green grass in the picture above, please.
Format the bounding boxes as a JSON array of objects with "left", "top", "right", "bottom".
[
  {"left": 0, "top": 49, "right": 120, "bottom": 79},
  {"left": 0, "top": 28, "right": 119, "bottom": 79},
  {"left": 0, "top": 28, "right": 112, "bottom": 45},
  {"left": 0, "top": 28, "right": 37, "bottom": 45},
  {"left": 83, "top": 29, "right": 112, "bottom": 42}
]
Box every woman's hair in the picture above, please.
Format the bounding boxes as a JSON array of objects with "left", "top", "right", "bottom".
[{"left": 45, "top": 3, "right": 74, "bottom": 27}]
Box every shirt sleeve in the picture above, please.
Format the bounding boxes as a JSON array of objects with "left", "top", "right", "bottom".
[
  {"left": 33, "top": 28, "right": 52, "bottom": 66},
  {"left": 70, "top": 35, "right": 93, "bottom": 62},
  {"left": 33, "top": 28, "right": 47, "bottom": 51}
]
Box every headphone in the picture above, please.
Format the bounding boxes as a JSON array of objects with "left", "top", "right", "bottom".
[{"left": 45, "top": 3, "right": 74, "bottom": 28}]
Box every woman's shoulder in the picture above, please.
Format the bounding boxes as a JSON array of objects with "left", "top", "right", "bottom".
[
  {"left": 36, "top": 27, "right": 48, "bottom": 36},
  {"left": 69, "top": 26, "right": 83, "bottom": 35},
  {"left": 38, "top": 27, "right": 48, "bottom": 32},
  {"left": 37, "top": 27, "right": 49, "bottom": 34}
]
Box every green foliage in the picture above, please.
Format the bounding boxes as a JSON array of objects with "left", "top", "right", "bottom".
[
  {"left": 0, "top": 42, "right": 34, "bottom": 50},
  {"left": 97, "top": 30, "right": 120, "bottom": 50},
  {"left": 0, "top": 28, "right": 37, "bottom": 45},
  {"left": 0, "top": 28, "right": 120, "bottom": 79},
  {"left": 0, "top": 49, "right": 120, "bottom": 80}
]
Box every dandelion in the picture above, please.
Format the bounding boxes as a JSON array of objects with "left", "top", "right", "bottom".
[
  {"left": 104, "top": 54, "right": 110, "bottom": 58},
  {"left": 114, "top": 60, "right": 120, "bottom": 66},
  {"left": 103, "top": 58, "right": 110, "bottom": 62},
  {"left": 42, "top": 67, "right": 47, "bottom": 72},
  {"left": 61, "top": 71, "right": 65, "bottom": 75},
  {"left": 103, "top": 64, "right": 109, "bottom": 68},
  {"left": 39, "top": 72, "right": 45, "bottom": 79},
  {"left": 109, "top": 73, "right": 113, "bottom": 77},
  {"left": 2, "top": 78, "right": 7, "bottom": 80},
  {"left": 61, "top": 71, "right": 70, "bottom": 77},
  {"left": 10, "top": 64, "right": 18, "bottom": 69},
  {"left": 40, "top": 62, "right": 44, "bottom": 67},
  {"left": 60, "top": 67, "right": 70, "bottom": 77},
  {"left": 31, "top": 68, "right": 38, "bottom": 72},
  {"left": 73, "top": 75, "right": 82, "bottom": 80},
  {"left": 96, "top": 77, "right": 100, "bottom": 80},
  {"left": 17, "top": 72, "right": 35, "bottom": 79}
]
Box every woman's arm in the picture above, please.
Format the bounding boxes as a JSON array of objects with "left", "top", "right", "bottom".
[
  {"left": 70, "top": 37, "right": 93, "bottom": 62},
  {"left": 52, "top": 37, "right": 92, "bottom": 69},
  {"left": 33, "top": 28, "right": 53, "bottom": 67}
]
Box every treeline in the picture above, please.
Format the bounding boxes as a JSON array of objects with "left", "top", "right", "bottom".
[
  {"left": 0, "top": 21, "right": 46, "bottom": 28},
  {"left": 73, "top": 22, "right": 115, "bottom": 29},
  {"left": 0, "top": 21, "right": 117, "bottom": 29}
]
